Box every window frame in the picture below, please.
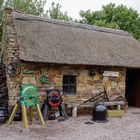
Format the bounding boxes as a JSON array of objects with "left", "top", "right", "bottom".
[{"left": 63, "top": 75, "right": 76, "bottom": 95}]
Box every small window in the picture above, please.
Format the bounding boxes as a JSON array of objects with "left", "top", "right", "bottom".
[{"left": 63, "top": 75, "right": 76, "bottom": 95}]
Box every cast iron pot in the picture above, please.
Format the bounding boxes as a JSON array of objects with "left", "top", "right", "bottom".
[
  {"left": 92, "top": 103, "right": 108, "bottom": 123},
  {"left": 0, "top": 107, "right": 8, "bottom": 123}
]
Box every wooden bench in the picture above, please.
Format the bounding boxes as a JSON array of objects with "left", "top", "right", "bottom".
[{"left": 66, "top": 101, "right": 124, "bottom": 118}]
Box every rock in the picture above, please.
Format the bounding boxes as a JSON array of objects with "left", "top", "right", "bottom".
[
  {"left": 77, "top": 86, "right": 87, "bottom": 92},
  {"left": 94, "top": 74, "right": 100, "bottom": 80}
]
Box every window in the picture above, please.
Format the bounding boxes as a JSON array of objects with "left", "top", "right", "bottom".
[{"left": 63, "top": 75, "right": 76, "bottom": 95}]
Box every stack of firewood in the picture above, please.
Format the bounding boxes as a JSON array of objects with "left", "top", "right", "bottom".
[{"left": 0, "top": 64, "right": 8, "bottom": 108}]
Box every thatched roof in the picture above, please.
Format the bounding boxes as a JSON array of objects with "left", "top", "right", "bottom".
[{"left": 12, "top": 12, "right": 140, "bottom": 68}]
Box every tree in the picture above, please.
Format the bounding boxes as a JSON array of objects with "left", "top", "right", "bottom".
[
  {"left": 80, "top": 3, "right": 140, "bottom": 40},
  {"left": 5, "top": 0, "right": 46, "bottom": 16},
  {"left": 46, "top": 2, "right": 72, "bottom": 21},
  {"left": 0, "top": 0, "right": 47, "bottom": 42},
  {"left": 0, "top": 0, "right": 4, "bottom": 40}
]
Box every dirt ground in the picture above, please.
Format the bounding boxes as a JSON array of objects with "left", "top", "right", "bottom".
[{"left": 0, "top": 107, "right": 140, "bottom": 140}]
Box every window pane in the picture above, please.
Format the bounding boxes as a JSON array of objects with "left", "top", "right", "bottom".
[
  {"left": 63, "top": 76, "right": 69, "bottom": 84},
  {"left": 69, "top": 85, "right": 76, "bottom": 93},
  {"left": 63, "top": 86, "right": 69, "bottom": 94},
  {"left": 69, "top": 76, "right": 76, "bottom": 84}
]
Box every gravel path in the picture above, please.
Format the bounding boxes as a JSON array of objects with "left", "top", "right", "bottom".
[{"left": 0, "top": 107, "right": 140, "bottom": 140}]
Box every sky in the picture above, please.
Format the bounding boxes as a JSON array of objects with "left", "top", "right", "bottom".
[{"left": 45, "top": 0, "right": 140, "bottom": 19}]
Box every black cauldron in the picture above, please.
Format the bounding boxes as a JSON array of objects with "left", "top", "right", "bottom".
[
  {"left": 0, "top": 107, "right": 8, "bottom": 123},
  {"left": 92, "top": 103, "right": 108, "bottom": 123}
]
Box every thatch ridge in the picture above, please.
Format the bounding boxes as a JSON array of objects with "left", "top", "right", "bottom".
[{"left": 12, "top": 12, "right": 130, "bottom": 36}]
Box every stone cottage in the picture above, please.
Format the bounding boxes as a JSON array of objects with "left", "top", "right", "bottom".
[{"left": 2, "top": 8, "right": 140, "bottom": 109}]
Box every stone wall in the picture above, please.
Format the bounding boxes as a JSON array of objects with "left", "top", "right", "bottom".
[
  {"left": 1, "top": 9, "right": 126, "bottom": 108},
  {"left": 1, "top": 8, "right": 20, "bottom": 107},
  {"left": 14, "top": 62, "right": 126, "bottom": 104}
]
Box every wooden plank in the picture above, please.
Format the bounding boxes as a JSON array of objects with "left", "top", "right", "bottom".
[
  {"left": 103, "top": 101, "right": 124, "bottom": 106},
  {"left": 67, "top": 103, "right": 80, "bottom": 108},
  {"left": 107, "top": 110, "right": 124, "bottom": 117},
  {"left": 67, "top": 101, "right": 124, "bottom": 108},
  {"left": 103, "top": 71, "right": 119, "bottom": 77},
  {"left": 80, "top": 104, "right": 94, "bottom": 107}
]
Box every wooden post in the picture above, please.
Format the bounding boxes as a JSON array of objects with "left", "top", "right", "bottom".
[
  {"left": 29, "top": 107, "right": 33, "bottom": 122},
  {"left": 8, "top": 103, "right": 19, "bottom": 125},
  {"left": 21, "top": 105, "right": 28, "bottom": 128},
  {"left": 117, "top": 104, "right": 121, "bottom": 110},
  {"left": 36, "top": 104, "right": 45, "bottom": 126},
  {"left": 72, "top": 107, "right": 77, "bottom": 118}
]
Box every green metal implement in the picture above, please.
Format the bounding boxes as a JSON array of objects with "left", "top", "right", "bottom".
[
  {"left": 39, "top": 75, "right": 48, "bottom": 84},
  {"left": 20, "top": 84, "right": 39, "bottom": 107},
  {"left": 8, "top": 84, "right": 45, "bottom": 128}
]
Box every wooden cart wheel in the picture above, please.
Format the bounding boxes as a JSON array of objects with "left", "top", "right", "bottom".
[
  {"left": 7, "top": 62, "right": 21, "bottom": 77},
  {"left": 114, "top": 96, "right": 128, "bottom": 111}
]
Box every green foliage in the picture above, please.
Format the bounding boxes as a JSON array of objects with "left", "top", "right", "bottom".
[
  {"left": 0, "top": 0, "right": 4, "bottom": 25},
  {"left": 0, "top": 1, "right": 139, "bottom": 41},
  {"left": 45, "top": 2, "right": 72, "bottom": 21},
  {"left": 0, "top": 0, "right": 47, "bottom": 42},
  {"left": 5, "top": 0, "right": 46, "bottom": 16},
  {"left": 0, "top": 0, "right": 4, "bottom": 41},
  {"left": 80, "top": 3, "right": 140, "bottom": 40},
  {"left": 0, "top": 1, "right": 72, "bottom": 42}
]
